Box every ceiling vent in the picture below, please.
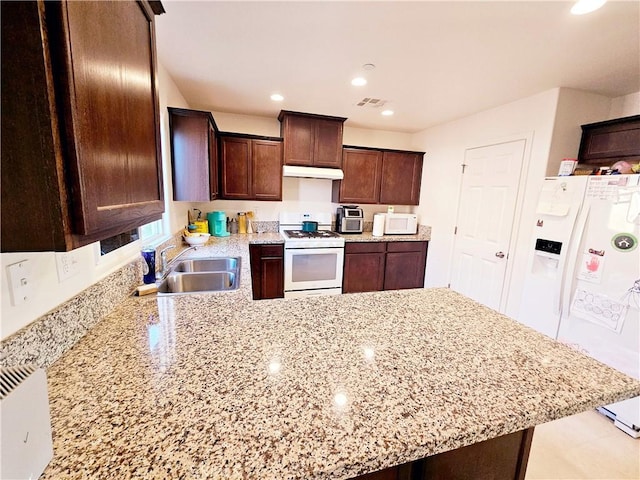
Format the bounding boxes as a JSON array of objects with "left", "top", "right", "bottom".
[{"left": 356, "top": 98, "right": 387, "bottom": 108}]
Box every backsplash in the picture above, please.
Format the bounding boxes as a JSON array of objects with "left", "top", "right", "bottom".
[
  {"left": 0, "top": 259, "right": 143, "bottom": 368},
  {"left": 0, "top": 234, "right": 178, "bottom": 369}
]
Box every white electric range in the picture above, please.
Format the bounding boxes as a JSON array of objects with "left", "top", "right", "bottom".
[{"left": 279, "top": 212, "right": 345, "bottom": 298}]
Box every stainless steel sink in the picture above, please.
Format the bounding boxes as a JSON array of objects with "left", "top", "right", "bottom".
[
  {"left": 158, "top": 271, "right": 238, "bottom": 294},
  {"left": 172, "top": 257, "right": 239, "bottom": 273},
  {"left": 156, "top": 256, "right": 241, "bottom": 295}
]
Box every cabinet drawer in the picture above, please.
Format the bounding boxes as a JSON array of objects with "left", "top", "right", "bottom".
[
  {"left": 255, "top": 244, "right": 283, "bottom": 257},
  {"left": 345, "top": 242, "right": 386, "bottom": 254},
  {"left": 386, "top": 241, "right": 427, "bottom": 253}
]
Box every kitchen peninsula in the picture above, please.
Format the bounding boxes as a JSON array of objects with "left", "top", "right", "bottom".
[{"left": 41, "top": 237, "right": 640, "bottom": 479}]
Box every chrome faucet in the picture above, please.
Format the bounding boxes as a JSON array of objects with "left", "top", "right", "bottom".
[{"left": 157, "top": 245, "right": 198, "bottom": 280}]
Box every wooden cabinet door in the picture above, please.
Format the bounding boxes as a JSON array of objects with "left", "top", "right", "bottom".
[
  {"left": 1, "top": 0, "right": 164, "bottom": 252},
  {"left": 578, "top": 116, "right": 640, "bottom": 165},
  {"left": 334, "top": 148, "right": 383, "bottom": 204},
  {"left": 209, "top": 123, "right": 219, "bottom": 199},
  {"left": 343, "top": 255, "right": 385, "bottom": 293},
  {"left": 379, "top": 152, "right": 423, "bottom": 206},
  {"left": 250, "top": 244, "right": 284, "bottom": 300},
  {"left": 280, "top": 111, "right": 346, "bottom": 167},
  {"left": 283, "top": 115, "right": 314, "bottom": 166},
  {"left": 221, "top": 136, "right": 252, "bottom": 199},
  {"left": 384, "top": 242, "right": 428, "bottom": 290},
  {"left": 169, "top": 111, "right": 211, "bottom": 201},
  {"left": 50, "top": 0, "right": 164, "bottom": 235},
  {"left": 259, "top": 256, "right": 284, "bottom": 299},
  {"left": 169, "top": 108, "right": 218, "bottom": 201},
  {"left": 314, "top": 118, "right": 344, "bottom": 168},
  {"left": 252, "top": 140, "right": 283, "bottom": 200}
]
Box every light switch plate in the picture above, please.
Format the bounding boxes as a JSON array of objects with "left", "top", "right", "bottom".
[{"left": 6, "top": 260, "right": 32, "bottom": 306}]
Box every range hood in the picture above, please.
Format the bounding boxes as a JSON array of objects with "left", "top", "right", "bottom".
[{"left": 282, "top": 165, "right": 344, "bottom": 180}]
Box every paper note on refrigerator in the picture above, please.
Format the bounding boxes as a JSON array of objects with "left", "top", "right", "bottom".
[
  {"left": 570, "top": 288, "right": 627, "bottom": 333},
  {"left": 577, "top": 251, "right": 605, "bottom": 283},
  {"left": 536, "top": 202, "right": 570, "bottom": 216}
]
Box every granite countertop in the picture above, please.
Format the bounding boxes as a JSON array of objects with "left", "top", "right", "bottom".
[
  {"left": 340, "top": 231, "right": 430, "bottom": 242},
  {"left": 41, "top": 235, "right": 640, "bottom": 479}
]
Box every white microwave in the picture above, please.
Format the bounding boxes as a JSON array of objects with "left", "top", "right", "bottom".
[{"left": 384, "top": 213, "right": 418, "bottom": 235}]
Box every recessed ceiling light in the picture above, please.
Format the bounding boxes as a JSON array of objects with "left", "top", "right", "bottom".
[
  {"left": 571, "top": 0, "right": 606, "bottom": 15},
  {"left": 351, "top": 77, "right": 367, "bottom": 87},
  {"left": 381, "top": 110, "right": 394, "bottom": 116},
  {"left": 270, "top": 93, "right": 284, "bottom": 101}
]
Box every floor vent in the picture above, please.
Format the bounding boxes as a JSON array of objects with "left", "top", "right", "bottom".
[
  {"left": 1, "top": 364, "right": 37, "bottom": 399},
  {"left": 1, "top": 364, "right": 54, "bottom": 479}
]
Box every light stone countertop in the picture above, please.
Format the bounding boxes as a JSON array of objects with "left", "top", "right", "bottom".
[
  {"left": 339, "top": 231, "right": 430, "bottom": 242},
  {"left": 41, "top": 234, "right": 640, "bottom": 479}
]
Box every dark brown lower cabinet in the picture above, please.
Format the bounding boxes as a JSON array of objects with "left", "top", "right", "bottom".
[
  {"left": 343, "top": 242, "right": 386, "bottom": 293},
  {"left": 343, "top": 241, "right": 428, "bottom": 293},
  {"left": 249, "top": 244, "right": 284, "bottom": 300},
  {"left": 350, "top": 427, "right": 534, "bottom": 480},
  {"left": 384, "top": 242, "right": 428, "bottom": 290}
]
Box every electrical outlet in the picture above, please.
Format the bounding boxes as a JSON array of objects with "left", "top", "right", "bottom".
[
  {"left": 55, "top": 251, "right": 81, "bottom": 282},
  {"left": 6, "top": 260, "right": 33, "bottom": 306}
]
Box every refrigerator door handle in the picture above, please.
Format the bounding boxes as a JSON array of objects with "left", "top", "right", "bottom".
[{"left": 559, "top": 204, "right": 591, "bottom": 323}]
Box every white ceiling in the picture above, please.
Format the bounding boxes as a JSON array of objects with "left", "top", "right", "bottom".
[{"left": 155, "top": 1, "right": 640, "bottom": 133}]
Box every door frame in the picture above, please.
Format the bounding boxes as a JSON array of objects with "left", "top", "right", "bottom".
[{"left": 448, "top": 131, "right": 534, "bottom": 313}]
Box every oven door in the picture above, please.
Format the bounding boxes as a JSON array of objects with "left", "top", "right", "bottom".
[{"left": 284, "top": 247, "right": 344, "bottom": 293}]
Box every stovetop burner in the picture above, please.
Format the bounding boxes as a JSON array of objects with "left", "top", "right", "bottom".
[{"left": 284, "top": 230, "right": 341, "bottom": 239}]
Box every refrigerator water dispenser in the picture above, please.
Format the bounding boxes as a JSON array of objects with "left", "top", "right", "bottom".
[{"left": 531, "top": 239, "right": 562, "bottom": 276}]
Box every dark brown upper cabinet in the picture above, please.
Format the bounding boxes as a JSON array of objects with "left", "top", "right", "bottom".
[
  {"left": 220, "top": 133, "right": 283, "bottom": 201},
  {"left": 168, "top": 108, "right": 219, "bottom": 201},
  {"left": 578, "top": 115, "right": 640, "bottom": 166},
  {"left": 278, "top": 111, "right": 346, "bottom": 168},
  {"left": 379, "top": 151, "right": 424, "bottom": 205},
  {"left": 1, "top": 0, "right": 165, "bottom": 252},
  {"left": 333, "top": 147, "right": 424, "bottom": 205},
  {"left": 335, "top": 148, "right": 383, "bottom": 204}
]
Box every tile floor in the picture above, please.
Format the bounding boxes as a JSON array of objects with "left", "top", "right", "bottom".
[{"left": 526, "top": 410, "right": 640, "bottom": 479}]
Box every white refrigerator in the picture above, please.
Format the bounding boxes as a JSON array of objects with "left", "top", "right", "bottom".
[{"left": 519, "top": 175, "right": 640, "bottom": 437}]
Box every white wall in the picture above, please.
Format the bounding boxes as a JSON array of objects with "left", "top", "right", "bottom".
[
  {"left": 0, "top": 63, "right": 190, "bottom": 340},
  {"left": 609, "top": 91, "right": 640, "bottom": 119},
  {"left": 211, "top": 110, "right": 415, "bottom": 152},
  {"left": 546, "top": 88, "right": 611, "bottom": 176},
  {"left": 161, "top": 67, "right": 194, "bottom": 234},
  {"left": 411, "top": 88, "right": 561, "bottom": 321},
  {"left": 211, "top": 111, "right": 280, "bottom": 137}
]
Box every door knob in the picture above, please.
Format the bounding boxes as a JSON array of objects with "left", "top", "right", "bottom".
[{"left": 495, "top": 251, "right": 505, "bottom": 258}]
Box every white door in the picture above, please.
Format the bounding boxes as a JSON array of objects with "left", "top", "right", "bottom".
[{"left": 450, "top": 140, "right": 526, "bottom": 310}]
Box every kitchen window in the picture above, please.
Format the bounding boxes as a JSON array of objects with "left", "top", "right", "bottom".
[
  {"left": 99, "top": 220, "right": 163, "bottom": 256},
  {"left": 94, "top": 219, "right": 166, "bottom": 270}
]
